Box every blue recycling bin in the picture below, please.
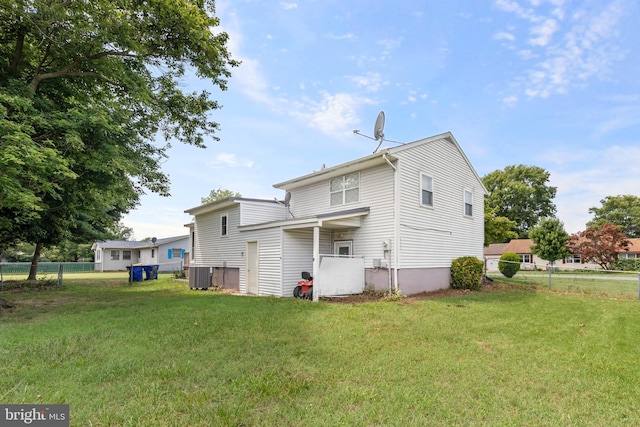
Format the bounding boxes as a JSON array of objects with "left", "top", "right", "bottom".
[
  {"left": 131, "top": 266, "right": 144, "bottom": 282},
  {"left": 144, "top": 265, "right": 159, "bottom": 280}
]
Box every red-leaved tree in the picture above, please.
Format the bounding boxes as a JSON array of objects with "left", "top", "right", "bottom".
[{"left": 568, "top": 223, "right": 630, "bottom": 269}]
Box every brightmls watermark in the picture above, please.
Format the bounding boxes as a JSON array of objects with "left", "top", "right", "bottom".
[{"left": 1, "top": 405, "right": 69, "bottom": 426}]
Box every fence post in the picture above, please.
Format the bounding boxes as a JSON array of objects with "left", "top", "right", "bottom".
[
  {"left": 637, "top": 272, "right": 639, "bottom": 301},
  {"left": 548, "top": 262, "right": 552, "bottom": 290},
  {"left": 57, "top": 263, "right": 63, "bottom": 288}
]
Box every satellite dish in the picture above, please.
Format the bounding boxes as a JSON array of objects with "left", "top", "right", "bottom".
[
  {"left": 284, "top": 192, "right": 292, "bottom": 207},
  {"left": 373, "top": 111, "right": 385, "bottom": 141},
  {"left": 151, "top": 237, "right": 157, "bottom": 244},
  {"left": 373, "top": 111, "right": 385, "bottom": 152}
]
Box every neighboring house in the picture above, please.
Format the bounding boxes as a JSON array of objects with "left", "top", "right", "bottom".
[
  {"left": 484, "top": 237, "right": 640, "bottom": 271},
  {"left": 92, "top": 235, "right": 189, "bottom": 272},
  {"left": 484, "top": 239, "right": 544, "bottom": 271},
  {"left": 185, "top": 132, "right": 487, "bottom": 297},
  {"left": 618, "top": 238, "right": 640, "bottom": 259}
]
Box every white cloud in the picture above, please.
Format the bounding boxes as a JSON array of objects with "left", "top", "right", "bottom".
[
  {"left": 207, "top": 153, "right": 254, "bottom": 168},
  {"left": 290, "top": 92, "right": 373, "bottom": 136},
  {"left": 348, "top": 72, "right": 384, "bottom": 93},
  {"left": 541, "top": 145, "right": 640, "bottom": 233},
  {"left": 280, "top": 2, "right": 298, "bottom": 10},
  {"left": 325, "top": 33, "right": 355, "bottom": 40},
  {"left": 494, "top": 31, "right": 516, "bottom": 41},
  {"left": 529, "top": 18, "right": 558, "bottom": 46},
  {"left": 497, "top": 0, "right": 630, "bottom": 103},
  {"left": 215, "top": 11, "right": 274, "bottom": 106}
]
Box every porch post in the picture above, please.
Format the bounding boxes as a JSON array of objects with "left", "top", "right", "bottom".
[{"left": 313, "top": 226, "right": 320, "bottom": 302}]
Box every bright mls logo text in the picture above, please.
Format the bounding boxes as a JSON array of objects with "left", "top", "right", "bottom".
[{"left": 1, "top": 405, "right": 69, "bottom": 426}]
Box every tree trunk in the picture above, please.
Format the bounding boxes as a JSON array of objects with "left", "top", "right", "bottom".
[{"left": 27, "top": 243, "right": 43, "bottom": 281}]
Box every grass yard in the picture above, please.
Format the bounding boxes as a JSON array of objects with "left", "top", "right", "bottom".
[
  {"left": 2, "top": 276, "right": 640, "bottom": 426},
  {"left": 488, "top": 271, "right": 640, "bottom": 299}
]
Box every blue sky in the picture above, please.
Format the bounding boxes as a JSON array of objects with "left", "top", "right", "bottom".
[{"left": 122, "top": 0, "right": 640, "bottom": 240}]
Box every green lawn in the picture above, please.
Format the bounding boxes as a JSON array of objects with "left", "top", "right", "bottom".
[
  {"left": 2, "top": 276, "right": 640, "bottom": 426},
  {"left": 487, "top": 271, "right": 640, "bottom": 299}
]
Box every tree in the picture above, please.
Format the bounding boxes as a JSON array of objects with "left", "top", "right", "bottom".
[
  {"left": 484, "top": 205, "right": 518, "bottom": 246},
  {"left": 483, "top": 165, "right": 557, "bottom": 238},
  {"left": 568, "top": 223, "right": 630, "bottom": 270},
  {"left": 529, "top": 217, "right": 569, "bottom": 265},
  {"left": 588, "top": 195, "right": 640, "bottom": 238},
  {"left": 201, "top": 188, "right": 242, "bottom": 204},
  {"left": 1, "top": 0, "right": 238, "bottom": 279}
]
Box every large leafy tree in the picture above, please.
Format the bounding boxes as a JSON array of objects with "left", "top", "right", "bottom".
[
  {"left": 529, "top": 217, "right": 569, "bottom": 265},
  {"left": 587, "top": 195, "right": 640, "bottom": 238},
  {"left": 568, "top": 223, "right": 629, "bottom": 270},
  {"left": 484, "top": 205, "right": 518, "bottom": 246},
  {"left": 201, "top": 188, "right": 242, "bottom": 204},
  {"left": 483, "top": 164, "right": 557, "bottom": 238},
  {"left": 0, "top": 0, "right": 238, "bottom": 279}
]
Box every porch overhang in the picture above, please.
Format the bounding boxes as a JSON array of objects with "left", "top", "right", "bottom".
[{"left": 238, "top": 207, "right": 370, "bottom": 232}]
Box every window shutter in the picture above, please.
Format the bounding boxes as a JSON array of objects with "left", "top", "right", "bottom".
[
  {"left": 168, "top": 248, "right": 173, "bottom": 259},
  {"left": 181, "top": 249, "right": 185, "bottom": 259}
]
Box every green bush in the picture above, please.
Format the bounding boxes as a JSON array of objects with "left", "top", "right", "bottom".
[
  {"left": 450, "top": 256, "right": 484, "bottom": 290},
  {"left": 498, "top": 252, "right": 521, "bottom": 278},
  {"left": 612, "top": 258, "right": 640, "bottom": 272}
]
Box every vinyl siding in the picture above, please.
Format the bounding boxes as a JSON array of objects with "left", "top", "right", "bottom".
[
  {"left": 283, "top": 163, "right": 396, "bottom": 268},
  {"left": 240, "top": 200, "right": 288, "bottom": 225},
  {"left": 395, "top": 138, "right": 484, "bottom": 268},
  {"left": 238, "top": 227, "right": 283, "bottom": 295},
  {"left": 193, "top": 205, "right": 245, "bottom": 268}
]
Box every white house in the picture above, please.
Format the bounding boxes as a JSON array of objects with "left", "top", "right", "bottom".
[
  {"left": 92, "top": 235, "right": 189, "bottom": 272},
  {"left": 185, "top": 132, "right": 487, "bottom": 297}
]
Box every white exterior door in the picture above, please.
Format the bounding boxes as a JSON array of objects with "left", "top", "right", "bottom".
[{"left": 246, "top": 241, "right": 259, "bottom": 294}]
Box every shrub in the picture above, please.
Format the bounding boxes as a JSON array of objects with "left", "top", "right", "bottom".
[
  {"left": 450, "top": 256, "right": 484, "bottom": 290},
  {"left": 498, "top": 252, "right": 521, "bottom": 278},
  {"left": 612, "top": 258, "right": 640, "bottom": 272}
]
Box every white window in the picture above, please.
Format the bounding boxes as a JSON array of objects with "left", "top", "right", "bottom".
[
  {"left": 221, "top": 214, "right": 228, "bottom": 236},
  {"left": 519, "top": 254, "right": 531, "bottom": 263},
  {"left": 123, "top": 250, "right": 132, "bottom": 261},
  {"left": 421, "top": 174, "right": 433, "bottom": 207},
  {"left": 464, "top": 190, "right": 473, "bottom": 217},
  {"left": 618, "top": 253, "right": 637, "bottom": 259},
  {"left": 110, "top": 250, "right": 119, "bottom": 261},
  {"left": 330, "top": 173, "right": 360, "bottom": 206},
  {"left": 96, "top": 250, "right": 101, "bottom": 262},
  {"left": 333, "top": 240, "right": 353, "bottom": 256},
  {"left": 564, "top": 254, "right": 581, "bottom": 264}
]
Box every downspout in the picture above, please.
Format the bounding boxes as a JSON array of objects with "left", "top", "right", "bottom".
[{"left": 383, "top": 154, "right": 399, "bottom": 293}]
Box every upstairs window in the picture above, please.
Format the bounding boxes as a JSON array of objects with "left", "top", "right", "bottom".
[
  {"left": 330, "top": 173, "right": 360, "bottom": 206},
  {"left": 464, "top": 190, "right": 473, "bottom": 217},
  {"left": 221, "top": 214, "right": 228, "bottom": 236},
  {"left": 421, "top": 174, "right": 433, "bottom": 207}
]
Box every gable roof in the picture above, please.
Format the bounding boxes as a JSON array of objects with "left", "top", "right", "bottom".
[
  {"left": 184, "top": 197, "right": 280, "bottom": 216},
  {"left": 504, "top": 239, "right": 534, "bottom": 254},
  {"left": 484, "top": 243, "right": 508, "bottom": 256},
  {"left": 273, "top": 132, "right": 488, "bottom": 194},
  {"left": 93, "top": 235, "right": 188, "bottom": 250}
]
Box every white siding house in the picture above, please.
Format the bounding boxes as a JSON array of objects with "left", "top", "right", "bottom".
[
  {"left": 185, "top": 132, "right": 487, "bottom": 297},
  {"left": 93, "top": 235, "right": 189, "bottom": 272}
]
